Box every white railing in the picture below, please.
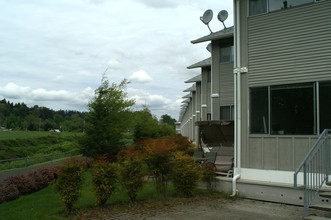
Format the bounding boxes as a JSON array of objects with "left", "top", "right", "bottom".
[{"left": 294, "top": 129, "right": 331, "bottom": 217}]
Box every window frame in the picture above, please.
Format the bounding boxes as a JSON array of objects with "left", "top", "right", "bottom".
[
  {"left": 248, "top": 0, "right": 318, "bottom": 16},
  {"left": 249, "top": 82, "right": 325, "bottom": 135},
  {"left": 220, "top": 105, "right": 234, "bottom": 121},
  {"left": 220, "top": 45, "right": 234, "bottom": 63}
]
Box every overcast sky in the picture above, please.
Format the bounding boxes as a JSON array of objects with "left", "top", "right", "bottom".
[{"left": 0, "top": 0, "right": 233, "bottom": 119}]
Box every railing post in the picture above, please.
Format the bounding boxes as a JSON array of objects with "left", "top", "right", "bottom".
[
  {"left": 326, "top": 130, "right": 330, "bottom": 182},
  {"left": 303, "top": 163, "right": 308, "bottom": 218}
]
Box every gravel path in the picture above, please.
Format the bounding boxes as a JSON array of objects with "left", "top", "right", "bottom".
[{"left": 80, "top": 197, "right": 308, "bottom": 220}]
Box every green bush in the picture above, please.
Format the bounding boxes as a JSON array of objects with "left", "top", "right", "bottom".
[
  {"left": 91, "top": 160, "right": 118, "bottom": 206},
  {"left": 119, "top": 158, "right": 145, "bottom": 202},
  {"left": 55, "top": 158, "right": 84, "bottom": 213},
  {"left": 144, "top": 149, "right": 172, "bottom": 199},
  {"left": 170, "top": 152, "right": 201, "bottom": 197},
  {"left": 201, "top": 163, "right": 217, "bottom": 191}
]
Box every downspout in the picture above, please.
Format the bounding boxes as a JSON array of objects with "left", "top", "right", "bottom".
[{"left": 231, "top": 0, "right": 241, "bottom": 197}]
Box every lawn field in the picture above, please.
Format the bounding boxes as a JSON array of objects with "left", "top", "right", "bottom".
[
  {"left": 0, "top": 172, "right": 161, "bottom": 220},
  {"left": 0, "top": 130, "right": 81, "bottom": 141}
]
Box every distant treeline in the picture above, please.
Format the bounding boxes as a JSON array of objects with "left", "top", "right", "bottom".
[{"left": 0, "top": 99, "right": 86, "bottom": 132}]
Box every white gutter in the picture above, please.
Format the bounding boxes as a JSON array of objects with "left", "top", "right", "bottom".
[
  {"left": 231, "top": 0, "right": 241, "bottom": 197},
  {"left": 231, "top": 174, "right": 241, "bottom": 197}
]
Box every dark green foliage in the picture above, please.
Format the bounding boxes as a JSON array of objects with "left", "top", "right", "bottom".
[
  {"left": 55, "top": 158, "right": 85, "bottom": 212},
  {"left": 170, "top": 152, "right": 201, "bottom": 197},
  {"left": 158, "top": 123, "right": 175, "bottom": 137},
  {"left": 133, "top": 108, "right": 159, "bottom": 141},
  {"left": 0, "top": 98, "right": 86, "bottom": 131},
  {"left": 159, "top": 114, "right": 176, "bottom": 127},
  {"left": 201, "top": 163, "right": 217, "bottom": 191},
  {"left": 81, "top": 78, "right": 135, "bottom": 158},
  {"left": 133, "top": 108, "right": 175, "bottom": 141},
  {"left": 91, "top": 160, "right": 118, "bottom": 206},
  {"left": 119, "top": 158, "right": 145, "bottom": 202}
]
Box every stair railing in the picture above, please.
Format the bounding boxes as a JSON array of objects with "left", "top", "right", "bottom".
[{"left": 294, "top": 129, "right": 331, "bottom": 217}]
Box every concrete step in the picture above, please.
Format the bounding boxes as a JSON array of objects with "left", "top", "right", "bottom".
[
  {"left": 326, "top": 181, "right": 331, "bottom": 187},
  {"left": 311, "top": 203, "right": 331, "bottom": 212},
  {"left": 305, "top": 216, "right": 331, "bottom": 220},
  {"left": 320, "top": 192, "right": 331, "bottom": 198}
]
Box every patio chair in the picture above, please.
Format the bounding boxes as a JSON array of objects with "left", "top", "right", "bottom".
[
  {"left": 193, "top": 151, "right": 204, "bottom": 164},
  {"left": 202, "top": 152, "right": 217, "bottom": 169}
]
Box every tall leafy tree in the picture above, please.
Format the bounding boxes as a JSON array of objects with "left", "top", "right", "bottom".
[
  {"left": 133, "top": 107, "right": 159, "bottom": 142},
  {"left": 160, "top": 114, "right": 176, "bottom": 127},
  {"left": 81, "top": 78, "right": 135, "bottom": 158}
]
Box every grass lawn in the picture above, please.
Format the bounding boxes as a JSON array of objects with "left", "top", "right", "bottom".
[
  {"left": 0, "top": 131, "right": 81, "bottom": 141},
  {"left": 0, "top": 171, "right": 226, "bottom": 220}
]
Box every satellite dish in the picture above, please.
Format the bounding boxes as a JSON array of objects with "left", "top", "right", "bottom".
[
  {"left": 218, "top": 10, "right": 228, "bottom": 29},
  {"left": 200, "top": 9, "right": 213, "bottom": 33},
  {"left": 206, "top": 43, "right": 212, "bottom": 53}
]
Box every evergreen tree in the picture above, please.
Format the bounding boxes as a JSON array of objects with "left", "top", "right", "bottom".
[{"left": 80, "top": 78, "right": 135, "bottom": 158}]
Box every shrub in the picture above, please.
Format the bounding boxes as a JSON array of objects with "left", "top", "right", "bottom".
[
  {"left": 171, "top": 135, "right": 195, "bottom": 155},
  {"left": 0, "top": 182, "right": 20, "bottom": 203},
  {"left": 55, "top": 159, "right": 84, "bottom": 213},
  {"left": 91, "top": 160, "right": 118, "bottom": 206},
  {"left": 3, "top": 175, "right": 37, "bottom": 195},
  {"left": 0, "top": 166, "right": 60, "bottom": 204},
  {"left": 119, "top": 158, "right": 145, "bottom": 202},
  {"left": 143, "top": 142, "right": 173, "bottom": 199},
  {"left": 201, "top": 163, "right": 217, "bottom": 191},
  {"left": 170, "top": 152, "right": 201, "bottom": 197}
]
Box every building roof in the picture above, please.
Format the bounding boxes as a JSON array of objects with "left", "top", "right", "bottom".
[
  {"left": 187, "top": 57, "right": 211, "bottom": 69},
  {"left": 185, "top": 74, "right": 201, "bottom": 83},
  {"left": 191, "top": 26, "right": 234, "bottom": 44},
  {"left": 183, "top": 84, "right": 196, "bottom": 92},
  {"left": 181, "top": 98, "right": 190, "bottom": 103},
  {"left": 182, "top": 93, "right": 192, "bottom": 98}
]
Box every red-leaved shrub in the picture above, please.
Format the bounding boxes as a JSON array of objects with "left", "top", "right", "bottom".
[
  {"left": 0, "top": 182, "right": 19, "bottom": 203},
  {"left": 0, "top": 165, "right": 60, "bottom": 204}
]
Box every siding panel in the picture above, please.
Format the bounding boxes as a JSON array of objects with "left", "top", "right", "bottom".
[
  {"left": 247, "top": 1, "right": 331, "bottom": 86},
  {"left": 220, "top": 63, "right": 234, "bottom": 106}
]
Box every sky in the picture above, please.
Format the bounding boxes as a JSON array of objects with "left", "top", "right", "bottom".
[{"left": 0, "top": 0, "right": 233, "bottom": 120}]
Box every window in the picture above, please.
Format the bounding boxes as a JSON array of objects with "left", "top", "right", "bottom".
[
  {"left": 250, "top": 87, "right": 269, "bottom": 134},
  {"left": 270, "top": 83, "right": 314, "bottom": 135},
  {"left": 249, "top": 0, "right": 267, "bottom": 16},
  {"left": 250, "top": 82, "right": 316, "bottom": 135},
  {"left": 249, "top": 0, "right": 315, "bottom": 16},
  {"left": 220, "top": 46, "right": 234, "bottom": 63},
  {"left": 207, "top": 113, "right": 211, "bottom": 121},
  {"left": 220, "top": 105, "right": 234, "bottom": 120},
  {"left": 319, "top": 81, "right": 331, "bottom": 131}
]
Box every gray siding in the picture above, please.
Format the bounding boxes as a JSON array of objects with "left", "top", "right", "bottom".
[
  {"left": 238, "top": 0, "right": 331, "bottom": 172},
  {"left": 247, "top": 1, "right": 331, "bottom": 86},
  {"left": 220, "top": 63, "right": 234, "bottom": 106},
  {"left": 244, "top": 136, "right": 318, "bottom": 171}
]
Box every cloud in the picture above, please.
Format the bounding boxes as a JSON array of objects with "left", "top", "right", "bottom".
[
  {"left": 106, "top": 59, "right": 121, "bottom": 70},
  {"left": 0, "top": 83, "right": 31, "bottom": 99},
  {"left": 128, "top": 70, "right": 152, "bottom": 83},
  {"left": 0, "top": 82, "right": 94, "bottom": 111},
  {"left": 0, "top": 0, "right": 233, "bottom": 119},
  {"left": 52, "top": 75, "right": 64, "bottom": 82}
]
